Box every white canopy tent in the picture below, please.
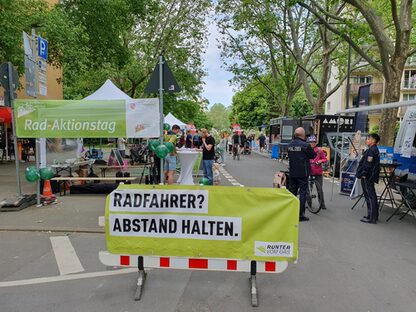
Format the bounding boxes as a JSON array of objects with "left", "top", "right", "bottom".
[
  {"left": 164, "top": 112, "right": 186, "bottom": 128},
  {"left": 83, "top": 79, "right": 132, "bottom": 101}
]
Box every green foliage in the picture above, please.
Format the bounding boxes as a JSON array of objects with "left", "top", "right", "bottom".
[
  {"left": 230, "top": 80, "right": 272, "bottom": 128},
  {"left": 289, "top": 91, "right": 313, "bottom": 118},
  {"left": 207, "top": 103, "right": 231, "bottom": 130},
  {"left": 0, "top": 0, "right": 47, "bottom": 73}
]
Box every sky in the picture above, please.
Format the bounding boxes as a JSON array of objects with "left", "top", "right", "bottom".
[{"left": 201, "top": 21, "right": 234, "bottom": 108}]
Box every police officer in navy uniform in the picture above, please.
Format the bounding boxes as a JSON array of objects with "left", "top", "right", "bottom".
[
  {"left": 288, "top": 127, "right": 317, "bottom": 222},
  {"left": 356, "top": 133, "right": 381, "bottom": 224}
]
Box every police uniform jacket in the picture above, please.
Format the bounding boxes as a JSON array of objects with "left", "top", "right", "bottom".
[
  {"left": 288, "top": 137, "right": 317, "bottom": 178},
  {"left": 356, "top": 145, "right": 380, "bottom": 183}
]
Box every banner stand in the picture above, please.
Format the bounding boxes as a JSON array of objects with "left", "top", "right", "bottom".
[
  {"left": 135, "top": 256, "right": 146, "bottom": 301},
  {"left": 98, "top": 249, "right": 269, "bottom": 307},
  {"left": 250, "top": 260, "right": 258, "bottom": 307}
]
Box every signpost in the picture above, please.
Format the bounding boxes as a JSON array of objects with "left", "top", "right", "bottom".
[{"left": 144, "top": 55, "right": 181, "bottom": 184}]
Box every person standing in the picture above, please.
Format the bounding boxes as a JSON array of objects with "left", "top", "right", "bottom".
[
  {"left": 164, "top": 125, "right": 181, "bottom": 185},
  {"left": 356, "top": 133, "right": 381, "bottom": 224},
  {"left": 218, "top": 132, "right": 227, "bottom": 165},
  {"left": 258, "top": 132, "right": 266, "bottom": 152},
  {"left": 288, "top": 127, "right": 316, "bottom": 222},
  {"left": 117, "top": 137, "right": 126, "bottom": 158},
  {"left": 201, "top": 128, "right": 215, "bottom": 185},
  {"left": 193, "top": 131, "right": 202, "bottom": 149},
  {"left": 185, "top": 130, "right": 193, "bottom": 148},
  {"left": 227, "top": 133, "right": 233, "bottom": 154},
  {"left": 308, "top": 135, "right": 328, "bottom": 210}
]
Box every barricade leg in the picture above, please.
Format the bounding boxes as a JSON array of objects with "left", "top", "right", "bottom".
[
  {"left": 134, "top": 256, "right": 147, "bottom": 301},
  {"left": 249, "top": 260, "right": 258, "bottom": 307}
]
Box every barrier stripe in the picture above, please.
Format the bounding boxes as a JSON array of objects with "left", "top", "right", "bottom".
[
  {"left": 160, "top": 257, "right": 170, "bottom": 268},
  {"left": 189, "top": 258, "right": 208, "bottom": 269},
  {"left": 99, "top": 251, "right": 288, "bottom": 274}
]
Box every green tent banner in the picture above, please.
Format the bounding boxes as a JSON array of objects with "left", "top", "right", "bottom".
[
  {"left": 14, "top": 98, "right": 160, "bottom": 138},
  {"left": 105, "top": 185, "right": 299, "bottom": 262}
]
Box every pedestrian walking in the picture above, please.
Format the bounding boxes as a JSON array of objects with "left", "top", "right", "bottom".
[
  {"left": 201, "top": 128, "right": 215, "bottom": 185},
  {"left": 287, "top": 127, "right": 316, "bottom": 222},
  {"left": 356, "top": 133, "right": 381, "bottom": 224}
]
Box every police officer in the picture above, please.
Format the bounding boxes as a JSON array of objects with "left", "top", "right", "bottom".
[
  {"left": 356, "top": 133, "right": 380, "bottom": 224},
  {"left": 288, "top": 127, "right": 317, "bottom": 222}
]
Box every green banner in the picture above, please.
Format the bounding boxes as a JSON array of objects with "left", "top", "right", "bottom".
[
  {"left": 14, "top": 99, "right": 160, "bottom": 138},
  {"left": 106, "top": 185, "right": 299, "bottom": 262}
]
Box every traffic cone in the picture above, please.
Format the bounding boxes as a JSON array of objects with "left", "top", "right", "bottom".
[
  {"left": 41, "top": 180, "right": 57, "bottom": 206},
  {"left": 42, "top": 180, "right": 53, "bottom": 197}
]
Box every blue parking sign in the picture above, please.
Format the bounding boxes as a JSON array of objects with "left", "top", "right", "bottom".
[{"left": 38, "top": 36, "right": 48, "bottom": 60}]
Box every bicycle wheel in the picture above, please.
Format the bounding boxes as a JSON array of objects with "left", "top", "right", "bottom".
[{"left": 306, "top": 181, "right": 322, "bottom": 214}]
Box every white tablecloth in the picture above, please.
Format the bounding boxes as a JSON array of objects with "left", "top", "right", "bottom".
[{"left": 177, "top": 150, "right": 201, "bottom": 185}]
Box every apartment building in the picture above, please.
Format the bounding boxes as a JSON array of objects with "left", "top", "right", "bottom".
[{"left": 325, "top": 56, "right": 416, "bottom": 130}]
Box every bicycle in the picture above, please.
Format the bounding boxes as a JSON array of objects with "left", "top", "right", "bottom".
[
  {"left": 283, "top": 170, "right": 323, "bottom": 214},
  {"left": 306, "top": 175, "right": 324, "bottom": 214}
]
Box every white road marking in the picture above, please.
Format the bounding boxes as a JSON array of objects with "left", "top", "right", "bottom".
[
  {"left": 220, "top": 167, "right": 243, "bottom": 187},
  {"left": 0, "top": 268, "right": 137, "bottom": 288},
  {"left": 50, "top": 236, "right": 85, "bottom": 275}
]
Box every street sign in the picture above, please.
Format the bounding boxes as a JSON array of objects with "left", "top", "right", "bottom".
[
  {"left": 144, "top": 56, "right": 181, "bottom": 94},
  {"left": 25, "top": 57, "right": 36, "bottom": 97},
  {"left": 38, "top": 59, "right": 47, "bottom": 96},
  {"left": 38, "top": 36, "right": 48, "bottom": 60}
]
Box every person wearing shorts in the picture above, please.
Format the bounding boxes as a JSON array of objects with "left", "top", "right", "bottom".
[{"left": 164, "top": 124, "right": 180, "bottom": 184}]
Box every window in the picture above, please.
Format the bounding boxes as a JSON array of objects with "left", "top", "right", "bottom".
[
  {"left": 403, "top": 94, "right": 416, "bottom": 101},
  {"left": 403, "top": 70, "right": 416, "bottom": 88},
  {"left": 281, "top": 126, "right": 293, "bottom": 141},
  {"left": 352, "top": 76, "right": 373, "bottom": 84},
  {"left": 326, "top": 101, "right": 331, "bottom": 111}
]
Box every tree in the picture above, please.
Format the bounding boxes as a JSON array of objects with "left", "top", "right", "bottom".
[
  {"left": 42, "top": 0, "right": 212, "bottom": 122},
  {"left": 207, "top": 103, "right": 231, "bottom": 130},
  {"left": 298, "top": 0, "right": 416, "bottom": 145},
  {"left": 0, "top": 0, "right": 47, "bottom": 73},
  {"left": 216, "top": 0, "right": 302, "bottom": 117},
  {"left": 230, "top": 80, "right": 273, "bottom": 128}
]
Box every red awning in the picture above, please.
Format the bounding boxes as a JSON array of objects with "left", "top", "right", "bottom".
[{"left": 0, "top": 106, "right": 12, "bottom": 123}]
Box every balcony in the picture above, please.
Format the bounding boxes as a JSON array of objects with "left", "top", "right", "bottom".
[
  {"left": 402, "top": 79, "right": 416, "bottom": 90},
  {"left": 349, "top": 83, "right": 383, "bottom": 94}
]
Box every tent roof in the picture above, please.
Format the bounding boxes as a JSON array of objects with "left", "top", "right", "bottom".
[
  {"left": 83, "top": 79, "right": 132, "bottom": 100},
  {"left": 164, "top": 112, "right": 186, "bottom": 128}
]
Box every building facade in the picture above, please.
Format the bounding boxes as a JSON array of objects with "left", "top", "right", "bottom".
[{"left": 325, "top": 56, "right": 416, "bottom": 130}]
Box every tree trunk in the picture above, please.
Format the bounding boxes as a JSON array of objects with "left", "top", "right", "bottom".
[{"left": 378, "top": 68, "right": 402, "bottom": 146}]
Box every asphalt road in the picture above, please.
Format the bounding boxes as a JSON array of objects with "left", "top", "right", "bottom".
[{"left": 1, "top": 152, "right": 416, "bottom": 312}]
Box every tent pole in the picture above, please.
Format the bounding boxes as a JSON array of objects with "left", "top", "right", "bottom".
[
  {"left": 159, "top": 55, "right": 164, "bottom": 185},
  {"left": 331, "top": 114, "right": 341, "bottom": 201},
  {"left": 5, "top": 124, "right": 9, "bottom": 160}
]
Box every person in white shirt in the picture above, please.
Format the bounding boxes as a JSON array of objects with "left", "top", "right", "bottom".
[{"left": 117, "top": 138, "right": 126, "bottom": 158}]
